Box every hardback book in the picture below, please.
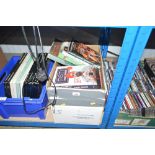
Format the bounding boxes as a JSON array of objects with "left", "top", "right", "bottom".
[
  {"left": 52, "top": 65, "right": 102, "bottom": 89},
  {"left": 10, "top": 54, "right": 34, "bottom": 98}
]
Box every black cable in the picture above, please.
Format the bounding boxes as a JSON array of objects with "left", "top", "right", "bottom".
[
  {"left": 21, "top": 26, "right": 57, "bottom": 114},
  {"left": 21, "top": 27, "right": 36, "bottom": 62},
  {"left": 37, "top": 26, "right": 57, "bottom": 106},
  {"left": 107, "top": 50, "right": 119, "bottom": 57},
  {"left": 32, "top": 26, "right": 40, "bottom": 70}
]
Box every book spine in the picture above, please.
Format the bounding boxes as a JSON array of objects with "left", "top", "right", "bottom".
[
  {"left": 140, "top": 92, "right": 151, "bottom": 108},
  {"left": 148, "top": 92, "right": 155, "bottom": 105},
  {"left": 128, "top": 93, "right": 137, "bottom": 109},
  {"left": 144, "top": 93, "right": 154, "bottom": 107},
  {"left": 132, "top": 93, "right": 142, "bottom": 108},
  {"left": 130, "top": 93, "right": 139, "bottom": 109},
  {"left": 124, "top": 95, "right": 130, "bottom": 110},
  {"left": 126, "top": 94, "right": 134, "bottom": 109},
  {"left": 122, "top": 101, "right": 128, "bottom": 111}
]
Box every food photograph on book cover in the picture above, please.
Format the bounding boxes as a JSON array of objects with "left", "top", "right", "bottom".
[{"left": 53, "top": 65, "right": 101, "bottom": 89}]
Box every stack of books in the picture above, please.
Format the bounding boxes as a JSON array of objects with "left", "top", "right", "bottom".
[
  {"left": 47, "top": 40, "right": 107, "bottom": 91},
  {"left": 47, "top": 40, "right": 101, "bottom": 68},
  {"left": 4, "top": 53, "right": 48, "bottom": 98}
]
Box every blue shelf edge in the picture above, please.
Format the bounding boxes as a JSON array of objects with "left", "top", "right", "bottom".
[{"left": 0, "top": 120, "right": 102, "bottom": 129}]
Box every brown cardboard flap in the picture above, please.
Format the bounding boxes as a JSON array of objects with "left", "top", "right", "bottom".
[
  {"left": 46, "top": 62, "right": 59, "bottom": 87},
  {"left": 0, "top": 47, "right": 7, "bottom": 70}
]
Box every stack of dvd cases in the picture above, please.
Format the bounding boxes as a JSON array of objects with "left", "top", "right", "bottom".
[
  {"left": 104, "top": 59, "right": 155, "bottom": 117},
  {"left": 4, "top": 53, "right": 48, "bottom": 99}
]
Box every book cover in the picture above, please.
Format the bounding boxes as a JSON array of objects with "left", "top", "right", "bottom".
[
  {"left": 52, "top": 65, "right": 101, "bottom": 89},
  {"left": 70, "top": 42, "right": 101, "bottom": 65}
]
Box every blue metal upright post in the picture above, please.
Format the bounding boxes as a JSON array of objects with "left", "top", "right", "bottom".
[
  {"left": 100, "top": 28, "right": 111, "bottom": 58},
  {"left": 100, "top": 27, "right": 140, "bottom": 128},
  {"left": 106, "top": 26, "right": 152, "bottom": 128}
]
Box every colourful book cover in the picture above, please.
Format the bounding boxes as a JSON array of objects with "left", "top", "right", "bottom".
[
  {"left": 70, "top": 42, "right": 101, "bottom": 65},
  {"left": 52, "top": 65, "right": 101, "bottom": 89}
]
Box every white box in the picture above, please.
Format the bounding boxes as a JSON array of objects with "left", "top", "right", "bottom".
[{"left": 52, "top": 105, "right": 104, "bottom": 125}]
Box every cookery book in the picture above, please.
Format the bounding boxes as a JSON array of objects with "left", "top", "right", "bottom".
[{"left": 52, "top": 65, "right": 101, "bottom": 89}]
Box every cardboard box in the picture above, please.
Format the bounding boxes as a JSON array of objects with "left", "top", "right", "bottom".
[
  {"left": 46, "top": 45, "right": 107, "bottom": 125},
  {"left": 52, "top": 105, "right": 104, "bottom": 125}
]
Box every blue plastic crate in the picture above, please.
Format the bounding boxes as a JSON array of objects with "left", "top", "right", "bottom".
[{"left": 0, "top": 56, "right": 54, "bottom": 119}]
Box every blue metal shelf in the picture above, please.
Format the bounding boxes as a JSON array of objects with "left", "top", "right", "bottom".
[
  {"left": 0, "top": 26, "right": 152, "bottom": 128},
  {"left": 101, "top": 26, "right": 141, "bottom": 128}
]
